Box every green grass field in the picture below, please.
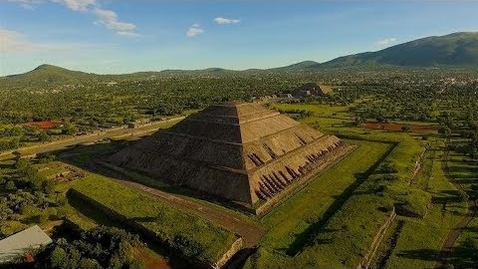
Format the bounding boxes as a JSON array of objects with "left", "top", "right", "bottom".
[
  {"left": 270, "top": 103, "right": 352, "bottom": 119},
  {"left": 446, "top": 137, "right": 478, "bottom": 268},
  {"left": 71, "top": 175, "right": 236, "bottom": 264},
  {"left": 385, "top": 139, "right": 468, "bottom": 269},
  {"left": 247, "top": 140, "right": 392, "bottom": 268},
  {"left": 246, "top": 103, "right": 467, "bottom": 268},
  {"left": 96, "top": 161, "right": 258, "bottom": 226},
  {"left": 3, "top": 101, "right": 473, "bottom": 269}
]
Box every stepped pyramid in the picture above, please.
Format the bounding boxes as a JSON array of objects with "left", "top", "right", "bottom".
[{"left": 108, "top": 102, "right": 351, "bottom": 210}]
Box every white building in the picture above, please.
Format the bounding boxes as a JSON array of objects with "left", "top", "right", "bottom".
[{"left": 0, "top": 225, "right": 52, "bottom": 264}]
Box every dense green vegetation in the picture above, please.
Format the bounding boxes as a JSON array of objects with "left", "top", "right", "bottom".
[
  {"left": 1, "top": 43, "right": 478, "bottom": 268},
  {"left": 447, "top": 137, "right": 478, "bottom": 269},
  {"left": 71, "top": 175, "right": 236, "bottom": 265},
  {"left": 0, "top": 157, "right": 61, "bottom": 237},
  {"left": 247, "top": 100, "right": 475, "bottom": 268},
  {"left": 35, "top": 225, "right": 144, "bottom": 269}
]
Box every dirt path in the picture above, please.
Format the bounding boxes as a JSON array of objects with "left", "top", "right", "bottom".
[
  {"left": 435, "top": 139, "right": 478, "bottom": 268},
  {"left": 408, "top": 143, "right": 429, "bottom": 186},
  {"left": 88, "top": 162, "right": 265, "bottom": 248}
]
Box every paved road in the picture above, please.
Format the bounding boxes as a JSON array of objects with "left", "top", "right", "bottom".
[
  {"left": 89, "top": 161, "right": 265, "bottom": 248},
  {"left": 435, "top": 138, "right": 478, "bottom": 268},
  {"left": 0, "top": 117, "right": 184, "bottom": 160}
]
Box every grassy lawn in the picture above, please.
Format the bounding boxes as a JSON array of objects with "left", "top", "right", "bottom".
[
  {"left": 385, "top": 139, "right": 468, "bottom": 269},
  {"left": 450, "top": 216, "right": 478, "bottom": 268},
  {"left": 269, "top": 103, "right": 352, "bottom": 119},
  {"left": 447, "top": 137, "right": 478, "bottom": 268},
  {"left": 247, "top": 140, "right": 392, "bottom": 268},
  {"left": 246, "top": 104, "right": 466, "bottom": 268},
  {"left": 2, "top": 101, "right": 472, "bottom": 269},
  {"left": 71, "top": 175, "right": 237, "bottom": 264},
  {"left": 37, "top": 161, "right": 69, "bottom": 178},
  {"left": 97, "top": 161, "right": 258, "bottom": 227}
]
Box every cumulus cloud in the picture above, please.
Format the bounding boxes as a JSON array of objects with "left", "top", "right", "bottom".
[
  {"left": 8, "top": 0, "right": 45, "bottom": 4},
  {"left": 93, "top": 8, "right": 136, "bottom": 31},
  {"left": 9, "top": 0, "right": 95, "bottom": 11},
  {"left": 376, "top": 38, "right": 397, "bottom": 46},
  {"left": 9, "top": 0, "right": 140, "bottom": 38},
  {"left": 214, "top": 17, "right": 240, "bottom": 25},
  {"left": 186, "top": 24, "right": 204, "bottom": 37},
  {"left": 0, "top": 29, "right": 32, "bottom": 52},
  {"left": 54, "top": 0, "right": 96, "bottom": 11}
]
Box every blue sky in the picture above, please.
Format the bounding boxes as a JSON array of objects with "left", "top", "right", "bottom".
[{"left": 1, "top": 1, "right": 477, "bottom": 75}]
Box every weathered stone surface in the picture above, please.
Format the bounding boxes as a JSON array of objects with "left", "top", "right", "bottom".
[{"left": 108, "top": 102, "right": 348, "bottom": 208}]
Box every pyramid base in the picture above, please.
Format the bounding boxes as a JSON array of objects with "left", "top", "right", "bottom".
[
  {"left": 252, "top": 144, "right": 357, "bottom": 217},
  {"left": 100, "top": 144, "right": 356, "bottom": 217}
]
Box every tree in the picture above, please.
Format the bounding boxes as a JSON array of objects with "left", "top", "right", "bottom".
[
  {"left": 438, "top": 126, "right": 451, "bottom": 137},
  {"left": 62, "top": 124, "right": 78, "bottom": 135},
  {"left": 49, "top": 246, "right": 67, "bottom": 268},
  {"left": 108, "top": 254, "right": 123, "bottom": 269},
  {"left": 353, "top": 117, "right": 364, "bottom": 126},
  {"left": 376, "top": 115, "right": 386, "bottom": 123},
  {"left": 15, "top": 158, "right": 30, "bottom": 170},
  {"left": 78, "top": 258, "right": 101, "bottom": 269},
  {"left": 42, "top": 179, "right": 56, "bottom": 194},
  {"left": 38, "top": 130, "right": 50, "bottom": 142},
  {"left": 5, "top": 180, "right": 16, "bottom": 191},
  {"left": 401, "top": 125, "right": 410, "bottom": 132}
]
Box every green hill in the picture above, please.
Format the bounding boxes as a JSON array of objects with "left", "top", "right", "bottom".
[
  {"left": 4, "top": 64, "right": 100, "bottom": 86},
  {"left": 2, "top": 32, "right": 478, "bottom": 84},
  {"left": 321, "top": 32, "right": 478, "bottom": 67}
]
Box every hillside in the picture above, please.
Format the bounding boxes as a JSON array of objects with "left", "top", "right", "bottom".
[
  {"left": 2, "top": 32, "right": 478, "bottom": 84},
  {"left": 275, "top": 61, "right": 320, "bottom": 70},
  {"left": 321, "top": 32, "right": 478, "bottom": 67},
  {"left": 5, "top": 64, "right": 99, "bottom": 83}
]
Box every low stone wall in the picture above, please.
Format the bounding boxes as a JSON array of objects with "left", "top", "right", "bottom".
[
  {"left": 68, "top": 188, "right": 242, "bottom": 269},
  {"left": 213, "top": 237, "right": 243, "bottom": 269},
  {"left": 357, "top": 207, "right": 397, "bottom": 269},
  {"left": 255, "top": 144, "right": 357, "bottom": 217}
]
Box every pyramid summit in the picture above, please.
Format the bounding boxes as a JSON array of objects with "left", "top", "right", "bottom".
[{"left": 108, "top": 102, "right": 353, "bottom": 214}]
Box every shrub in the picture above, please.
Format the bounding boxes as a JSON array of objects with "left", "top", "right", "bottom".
[
  {"left": 376, "top": 161, "right": 398, "bottom": 174},
  {"left": 385, "top": 184, "right": 431, "bottom": 218}
]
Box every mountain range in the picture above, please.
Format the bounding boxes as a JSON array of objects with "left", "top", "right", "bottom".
[{"left": 2, "top": 31, "right": 478, "bottom": 82}]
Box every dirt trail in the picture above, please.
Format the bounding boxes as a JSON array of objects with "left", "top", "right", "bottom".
[
  {"left": 408, "top": 144, "right": 429, "bottom": 186},
  {"left": 434, "top": 139, "right": 478, "bottom": 268},
  {"left": 88, "top": 162, "right": 265, "bottom": 248}
]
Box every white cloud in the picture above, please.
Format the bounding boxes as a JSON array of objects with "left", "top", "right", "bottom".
[
  {"left": 8, "top": 0, "right": 45, "bottom": 4},
  {"left": 93, "top": 8, "right": 136, "bottom": 32},
  {"left": 0, "top": 29, "right": 32, "bottom": 52},
  {"left": 10, "top": 0, "right": 140, "bottom": 38},
  {"left": 376, "top": 38, "right": 397, "bottom": 46},
  {"left": 54, "top": 0, "right": 96, "bottom": 11},
  {"left": 186, "top": 24, "right": 204, "bottom": 37},
  {"left": 214, "top": 17, "right": 240, "bottom": 25},
  {"left": 9, "top": 0, "right": 95, "bottom": 11},
  {"left": 117, "top": 31, "right": 142, "bottom": 38},
  {"left": 20, "top": 3, "right": 35, "bottom": 10}
]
